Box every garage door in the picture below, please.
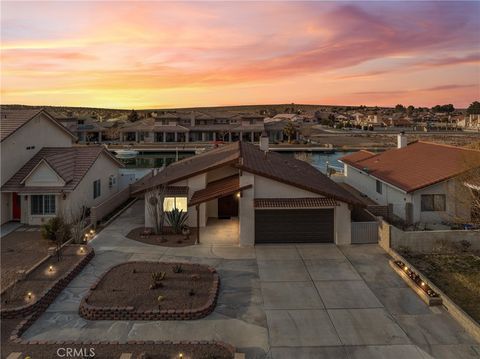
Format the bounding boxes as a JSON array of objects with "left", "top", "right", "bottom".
[{"left": 255, "top": 209, "right": 334, "bottom": 243}]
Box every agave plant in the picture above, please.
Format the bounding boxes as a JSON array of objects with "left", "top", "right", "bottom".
[{"left": 165, "top": 208, "right": 188, "bottom": 234}]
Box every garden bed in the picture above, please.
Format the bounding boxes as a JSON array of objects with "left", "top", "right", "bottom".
[
  {"left": 2, "top": 317, "right": 234, "bottom": 359},
  {"left": 1, "top": 245, "right": 93, "bottom": 318},
  {"left": 80, "top": 261, "right": 219, "bottom": 320},
  {"left": 403, "top": 252, "right": 480, "bottom": 323},
  {"left": 127, "top": 227, "right": 197, "bottom": 247}
]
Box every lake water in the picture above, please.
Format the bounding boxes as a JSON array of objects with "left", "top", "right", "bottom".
[{"left": 119, "top": 150, "right": 353, "bottom": 179}]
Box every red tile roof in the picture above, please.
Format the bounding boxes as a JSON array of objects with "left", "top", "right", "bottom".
[
  {"left": 0, "top": 109, "right": 76, "bottom": 142},
  {"left": 341, "top": 142, "right": 480, "bottom": 192},
  {"left": 254, "top": 198, "right": 338, "bottom": 208},
  {"left": 2, "top": 146, "right": 123, "bottom": 193},
  {"left": 189, "top": 175, "right": 251, "bottom": 206},
  {"left": 132, "top": 141, "right": 360, "bottom": 205}
]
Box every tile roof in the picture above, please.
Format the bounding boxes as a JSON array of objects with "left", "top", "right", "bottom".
[
  {"left": 340, "top": 150, "right": 376, "bottom": 164},
  {"left": 132, "top": 141, "right": 360, "bottom": 205},
  {"left": 341, "top": 141, "right": 480, "bottom": 192},
  {"left": 2, "top": 146, "right": 123, "bottom": 193},
  {"left": 254, "top": 198, "right": 338, "bottom": 208},
  {"left": 189, "top": 175, "right": 251, "bottom": 206},
  {"left": 1, "top": 109, "right": 75, "bottom": 142},
  {"left": 131, "top": 143, "right": 241, "bottom": 194}
]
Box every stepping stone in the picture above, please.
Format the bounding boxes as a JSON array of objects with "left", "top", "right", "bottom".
[
  {"left": 119, "top": 354, "right": 132, "bottom": 359},
  {"left": 6, "top": 353, "right": 22, "bottom": 359}
]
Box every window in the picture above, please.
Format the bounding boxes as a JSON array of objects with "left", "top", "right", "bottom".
[
  {"left": 421, "top": 194, "right": 446, "bottom": 211},
  {"left": 31, "top": 195, "right": 56, "bottom": 215},
  {"left": 93, "top": 179, "right": 101, "bottom": 199},
  {"left": 163, "top": 197, "right": 188, "bottom": 212},
  {"left": 376, "top": 180, "right": 383, "bottom": 194}
]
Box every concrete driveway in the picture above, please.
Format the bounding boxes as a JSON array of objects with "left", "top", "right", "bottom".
[
  {"left": 260, "top": 244, "right": 479, "bottom": 359},
  {"left": 22, "top": 200, "right": 479, "bottom": 359}
]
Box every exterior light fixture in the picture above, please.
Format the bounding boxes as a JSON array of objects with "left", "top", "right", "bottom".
[
  {"left": 236, "top": 192, "right": 241, "bottom": 198},
  {"left": 27, "top": 292, "right": 32, "bottom": 299},
  {"left": 80, "top": 247, "right": 85, "bottom": 253},
  {"left": 90, "top": 229, "right": 95, "bottom": 235},
  {"left": 421, "top": 282, "right": 425, "bottom": 286},
  {"left": 404, "top": 266, "right": 408, "bottom": 271},
  {"left": 178, "top": 353, "right": 183, "bottom": 359},
  {"left": 48, "top": 265, "right": 53, "bottom": 272}
]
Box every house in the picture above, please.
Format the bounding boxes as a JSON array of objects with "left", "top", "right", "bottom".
[
  {"left": 2, "top": 146, "right": 124, "bottom": 225},
  {"left": 340, "top": 134, "right": 480, "bottom": 226},
  {"left": 1, "top": 109, "right": 124, "bottom": 225},
  {"left": 1, "top": 109, "right": 76, "bottom": 224},
  {"left": 132, "top": 138, "right": 358, "bottom": 246}
]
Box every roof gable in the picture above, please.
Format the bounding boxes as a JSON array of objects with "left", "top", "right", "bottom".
[
  {"left": 0, "top": 109, "right": 76, "bottom": 142},
  {"left": 22, "top": 159, "right": 66, "bottom": 187}
]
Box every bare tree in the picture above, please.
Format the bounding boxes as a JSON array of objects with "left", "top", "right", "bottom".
[
  {"left": 68, "top": 206, "right": 88, "bottom": 244},
  {"left": 145, "top": 184, "right": 168, "bottom": 235},
  {"left": 446, "top": 142, "right": 480, "bottom": 226}
]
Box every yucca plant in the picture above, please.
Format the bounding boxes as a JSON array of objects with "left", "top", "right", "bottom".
[{"left": 165, "top": 208, "right": 188, "bottom": 234}]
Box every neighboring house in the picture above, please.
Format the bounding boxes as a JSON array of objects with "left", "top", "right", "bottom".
[
  {"left": 1, "top": 109, "right": 76, "bottom": 224},
  {"left": 132, "top": 139, "right": 359, "bottom": 246},
  {"left": 2, "top": 146, "right": 124, "bottom": 225},
  {"left": 340, "top": 134, "right": 480, "bottom": 225}
]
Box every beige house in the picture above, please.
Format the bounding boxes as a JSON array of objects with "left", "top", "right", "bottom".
[
  {"left": 132, "top": 139, "right": 358, "bottom": 246},
  {"left": 1, "top": 109, "right": 123, "bottom": 225}
]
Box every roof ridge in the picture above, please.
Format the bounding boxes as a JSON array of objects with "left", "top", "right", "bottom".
[{"left": 416, "top": 140, "right": 480, "bottom": 152}]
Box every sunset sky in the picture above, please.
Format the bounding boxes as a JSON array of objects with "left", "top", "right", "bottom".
[{"left": 1, "top": 1, "right": 479, "bottom": 109}]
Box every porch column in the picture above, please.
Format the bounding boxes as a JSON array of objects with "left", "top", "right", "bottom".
[
  {"left": 174, "top": 132, "right": 178, "bottom": 142},
  {"left": 228, "top": 132, "right": 232, "bottom": 142},
  {"left": 213, "top": 132, "right": 216, "bottom": 141},
  {"left": 185, "top": 132, "right": 189, "bottom": 142},
  {"left": 135, "top": 132, "right": 138, "bottom": 142},
  {"left": 251, "top": 131, "right": 254, "bottom": 142},
  {"left": 98, "top": 131, "right": 102, "bottom": 142},
  {"left": 201, "top": 132, "right": 206, "bottom": 142},
  {"left": 163, "top": 132, "right": 166, "bottom": 142}
]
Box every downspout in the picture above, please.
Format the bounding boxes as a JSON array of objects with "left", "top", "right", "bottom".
[{"left": 196, "top": 204, "right": 200, "bottom": 245}]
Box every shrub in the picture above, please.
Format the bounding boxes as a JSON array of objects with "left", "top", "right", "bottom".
[
  {"left": 172, "top": 264, "right": 183, "bottom": 273},
  {"left": 165, "top": 208, "right": 188, "bottom": 234},
  {"left": 41, "top": 217, "right": 71, "bottom": 244}
]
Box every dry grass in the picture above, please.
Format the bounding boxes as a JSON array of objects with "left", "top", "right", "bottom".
[{"left": 405, "top": 252, "right": 480, "bottom": 323}]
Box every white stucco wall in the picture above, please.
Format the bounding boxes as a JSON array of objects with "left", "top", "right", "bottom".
[
  {"left": 1, "top": 113, "right": 73, "bottom": 186},
  {"left": 239, "top": 172, "right": 255, "bottom": 246},
  {"left": 1, "top": 193, "right": 11, "bottom": 224}
]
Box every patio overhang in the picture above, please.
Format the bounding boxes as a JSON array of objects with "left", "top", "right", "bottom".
[
  {"left": 189, "top": 175, "right": 252, "bottom": 207},
  {"left": 254, "top": 197, "right": 338, "bottom": 209}
]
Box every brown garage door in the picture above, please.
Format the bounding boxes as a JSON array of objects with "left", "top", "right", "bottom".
[{"left": 255, "top": 209, "right": 334, "bottom": 243}]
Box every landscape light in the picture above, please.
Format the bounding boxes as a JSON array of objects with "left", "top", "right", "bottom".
[
  {"left": 404, "top": 266, "right": 408, "bottom": 271},
  {"left": 27, "top": 292, "right": 32, "bottom": 299},
  {"left": 421, "top": 281, "right": 425, "bottom": 286},
  {"left": 90, "top": 229, "right": 95, "bottom": 235},
  {"left": 48, "top": 265, "right": 53, "bottom": 272},
  {"left": 80, "top": 247, "right": 85, "bottom": 253},
  {"left": 178, "top": 354, "right": 183, "bottom": 359}
]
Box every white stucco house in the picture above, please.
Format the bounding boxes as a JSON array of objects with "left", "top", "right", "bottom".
[
  {"left": 340, "top": 134, "right": 480, "bottom": 226},
  {"left": 1, "top": 109, "right": 124, "bottom": 225},
  {"left": 132, "top": 138, "right": 359, "bottom": 246}
]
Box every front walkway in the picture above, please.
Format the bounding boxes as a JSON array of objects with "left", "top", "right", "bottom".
[{"left": 22, "top": 200, "right": 479, "bottom": 358}]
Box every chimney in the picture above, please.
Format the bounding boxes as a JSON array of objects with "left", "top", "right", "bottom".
[
  {"left": 397, "top": 131, "right": 407, "bottom": 149},
  {"left": 260, "top": 131, "right": 269, "bottom": 152}
]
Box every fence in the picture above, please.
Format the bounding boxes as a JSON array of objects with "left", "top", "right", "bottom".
[
  {"left": 351, "top": 222, "right": 379, "bottom": 244},
  {"left": 378, "top": 218, "right": 480, "bottom": 253},
  {"left": 90, "top": 186, "right": 132, "bottom": 226}
]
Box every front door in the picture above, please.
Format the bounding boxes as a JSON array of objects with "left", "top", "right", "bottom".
[
  {"left": 218, "top": 194, "right": 238, "bottom": 219},
  {"left": 12, "top": 192, "right": 21, "bottom": 221}
]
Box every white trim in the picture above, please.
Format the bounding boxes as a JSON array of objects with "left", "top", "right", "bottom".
[{"left": 20, "top": 158, "right": 66, "bottom": 185}]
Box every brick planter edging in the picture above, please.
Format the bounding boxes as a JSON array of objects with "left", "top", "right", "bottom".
[
  {"left": 79, "top": 261, "right": 220, "bottom": 321},
  {"left": 1, "top": 246, "right": 95, "bottom": 319},
  {"left": 8, "top": 310, "right": 235, "bottom": 357}
]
